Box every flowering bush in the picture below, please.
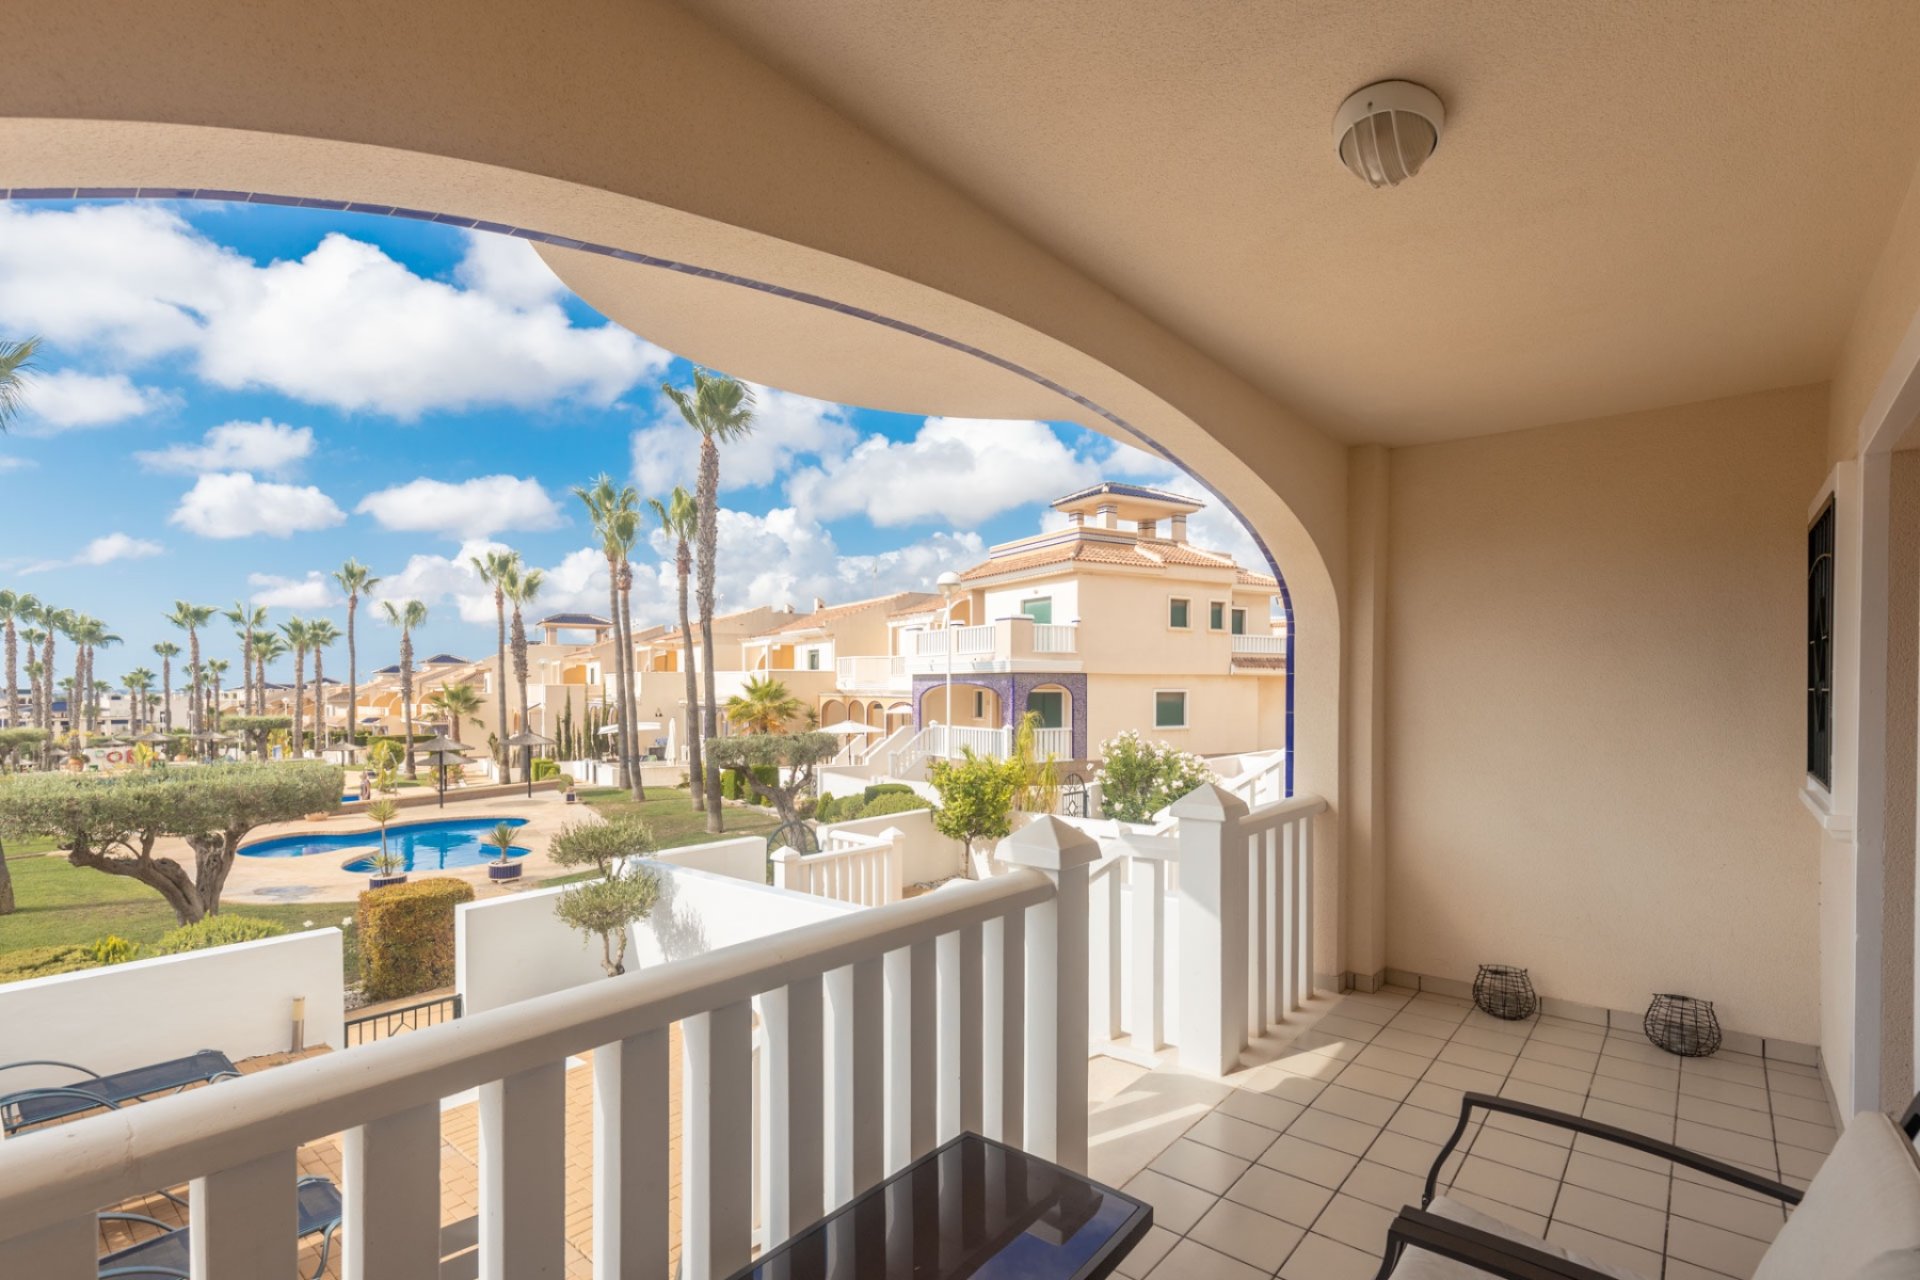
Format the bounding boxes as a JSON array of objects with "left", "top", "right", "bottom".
[{"left": 1094, "top": 730, "right": 1214, "bottom": 823}]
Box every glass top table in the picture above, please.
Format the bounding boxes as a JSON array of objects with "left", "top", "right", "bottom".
[{"left": 731, "top": 1133, "right": 1153, "bottom": 1280}]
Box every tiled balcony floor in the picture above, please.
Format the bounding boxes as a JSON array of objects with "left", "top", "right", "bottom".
[{"left": 1088, "top": 986, "right": 1840, "bottom": 1280}]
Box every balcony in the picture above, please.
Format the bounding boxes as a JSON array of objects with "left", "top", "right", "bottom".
[
  {"left": 1229, "top": 633, "right": 1286, "bottom": 656},
  {"left": 834, "top": 653, "right": 910, "bottom": 692},
  {"left": 906, "top": 618, "right": 1082, "bottom": 676}
]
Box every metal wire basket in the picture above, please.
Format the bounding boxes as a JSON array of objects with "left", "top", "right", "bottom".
[
  {"left": 1471, "top": 965, "right": 1538, "bottom": 1021},
  {"left": 1644, "top": 993, "right": 1721, "bottom": 1057}
]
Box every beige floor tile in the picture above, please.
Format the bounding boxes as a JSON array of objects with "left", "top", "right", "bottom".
[
  {"left": 1253, "top": 1067, "right": 1332, "bottom": 1104},
  {"left": 1677, "top": 1072, "right": 1770, "bottom": 1112},
  {"left": 1451, "top": 1022, "right": 1531, "bottom": 1053},
  {"left": 1561, "top": 1149, "right": 1668, "bottom": 1209},
  {"left": 1124, "top": 1169, "right": 1220, "bottom": 1234},
  {"left": 1549, "top": 1183, "right": 1666, "bottom": 1250},
  {"left": 1663, "top": 1261, "right": 1743, "bottom": 1280},
  {"left": 1587, "top": 1072, "right": 1677, "bottom": 1115},
  {"left": 1681, "top": 1056, "right": 1767, "bottom": 1090},
  {"left": 1594, "top": 1054, "right": 1680, "bottom": 1090},
  {"left": 1772, "top": 1115, "right": 1836, "bottom": 1153},
  {"left": 1339, "top": 1160, "right": 1426, "bottom": 1211},
  {"left": 1677, "top": 1092, "right": 1773, "bottom": 1138},
  {"left": 1762, "top": 1088, "right": 1836, "bottom": 1126},
  {"left": 1354, "top": 1042, "right": 1434, "bottom": 1080},
  {"left": 1542, "top": 1220, "right": 1662, "bottom": 1278},
  {"left": 1258, "top": 1133, "right": 1360, "bottom": 1188},
  {"left": 1311, "top": 1193, "right": 1396, "bottom": 1253},
  {"left": 1405, "top": 994, "right": 1473, "bottom": 1021},
  {"left": 1370, "top": 1026, "right": 1448, "bottom": 1059},
  {"left": 1215, "top": 1087, "right": 1305, "bottom": 1134},
  {"left": 1500, "top": 1078, "right": 1589, "bottom": 1116},
  {"left": 1184, "top": 1110, "right": 1281, "bottom": 1160},
  {"left": 1598, "top": 1037, "right": 1672, "bottom": 1069},
  {"left": 1145, "top": 1236, "right": 1268, "bottom": 1280},
  {"left": 1386, "top": 1011, "right": 1464, "bottom": 1041},
  {"left": 1763, "top": 1070, "right": 1828, "bottom": 1102},
  {"left": 1774, "top": 1142, "right": 1825, "bottom": 1181},
  {"left": 1332, "top": 1063, "right": 1415, "bottom": 1103},
  {"left": 1114, "top": 1226, "right": 1179, "bottom": 1279},
  {"left": 1530, "top": 1021, "right": 1607, "bottom": 1052},
  {"left": 1364, "top": 1129, "right": 1444, "bottom": 1178},
  {"left": 1674, "top": 1119, "right": 1776, "bottom": 1171},
  {"left": 1466, "top": 1124, "right": 1571, "bottom": 1180},
  {"left": 1669, "top": 1177, "right": 1786, "bottom": 1242},
  {"left": 1483, "top": 1110, "right": 1578, "bottom": 1150},
  {"left": 1507, "top": 1056, "right": 1595, "bottom": 1094},
  {"left": 1518, "top": 1038, "right": 1601, "bottom": 1071},
  {"left": 1287, "top": 1107, "right": 1380, "bottom": 1156},
  {"left": 1403, "top": 1080, "right": 1467, "bottom": 1118},
  {"left": 1151, "top": 1138, "right": 1253, "bottom": 1195},
  {"left": 1223, "top": 1163, "right": 1334, "bottom": 1227},
  {"left": 1386, "top": 1103, "right": 1469, "bottom": 1146},
  {"left": 1188, "top": 1198, "right": 1305, "bottom": 1272},
  {"left": 1439, "top": 1189, "right": 1548, "bottom": 1237},
  {"left": 1582, "top": 1097, "right": 1676, "bottom": 1142},
  {"left": 1570, "top": 1129, "right": 1669, "bottom": 1174},
  {"left": 1422, "top": 1059, "right": 1507, "bottom": 1095},
  {"left": 1330, "top": 997, "right": 1398, "bottom": 1025},
  {"left": 1312, "top": 1082, "right": 1399, "bottom": 1125},
  {"left": 1666, "top": 1216, "right": 1770, "bottom": 1277},
  {"left": 1437, "top": 1041, "right": 1519, "bottom": 1076},
  {"left": 1277, "top": 1231, "right": 1379, "bottom": 1280},
  {"left": 1285, "top": 1032, "right": 1365, "bottom": 1064},
  {"left": 1314, "top": 1014, "right": 1385, "bottom": 1043},
  {"left": 1450, "top": 1154, "right": 1560, "bottom": 1216}
]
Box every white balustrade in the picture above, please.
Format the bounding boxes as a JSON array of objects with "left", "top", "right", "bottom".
[
  {"left": 1031, "top": 624, "right": 1078, "bottom": 654},
  {"left": 913, "top": 625, "right": 997, "bottom": 658},
  {"left": 1032, "top": 726, "right": 1072, "bottom": 760},
  {"left": 0, "top": 857, "right": 1093, "bottom": 1280},
  {"left": 1220, "top": 752, "right": 1287, "bottom": 809},
  {"left": 773, "top": 826, "right": 903, "bottom": 906},
  {"left": 835, "top": 654, "right": 911, "bottom": 691},
  {"left": 1230, "top": 633, "right": 1288, "bottom": 655}
]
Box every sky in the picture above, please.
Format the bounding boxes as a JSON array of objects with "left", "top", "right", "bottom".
[{"left": 0, "top": 199, "right": 1265, "bottom": 684}]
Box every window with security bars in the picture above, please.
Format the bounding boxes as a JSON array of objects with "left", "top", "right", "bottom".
[{"left": 1807, "top": 498, "right": 1835, "bottom": 788}]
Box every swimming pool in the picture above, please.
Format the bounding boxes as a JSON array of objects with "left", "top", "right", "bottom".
[{"left": 239, "top": 817, "right": 530, "bottom": 873}]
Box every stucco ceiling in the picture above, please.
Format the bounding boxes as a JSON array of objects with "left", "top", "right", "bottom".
[{"left": 674, "top": 0, "right": 1920, "bottom": 445}]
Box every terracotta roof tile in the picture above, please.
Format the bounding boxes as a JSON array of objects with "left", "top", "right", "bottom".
[{"left": 764, "top": 591, "right": 941, "bottom": 634}]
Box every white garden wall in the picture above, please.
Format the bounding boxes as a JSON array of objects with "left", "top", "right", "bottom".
[
  {"left": 819, "top": 807, "right": 965, "bottom": 887},
  {"left": 0, "top": 929, "right": 345, "bottom": 1098},
  {"left": 650, "top": 835, "right": 767, "bottom": 883}
]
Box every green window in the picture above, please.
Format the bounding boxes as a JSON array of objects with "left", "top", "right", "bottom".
[
  {"left": 974, "top": 690, "right": 986, "bottom": 718},
  {"left": 807, "top": 649, "right": 820, "bottom": 671},
  {"left": 1026, "top": 690, "right": 1064, "bottom": 729},
  {"left": 1209, "top": 602, "right": 1225, "bottom": 630},
  {"left": 1231, "top": 608, "right": 1247, "bottom": 636},
  {"left": 1020, "top": 598, "right": 1053, "bottom": 624},
  {"left": 1154, "top": 691, "right": 1187, "bottom": 729},
  {"left": 1169, "top": 598, "right": 1190, "bottom": 629}
]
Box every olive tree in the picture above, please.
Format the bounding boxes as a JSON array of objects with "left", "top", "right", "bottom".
[
  {"left": 703, "top": 731, "right": 838, "bottom": 825},
  {"left": 550, "top": 816, "right": 661, "bottom": 976},
  {"left": 0, "top": 761, "right": 343, "bottom": 923},
  {"left": 927, "top": 749, "right": 1020, "bottom": 876},
  {"left": 222, "top": 714, "right": 292, "bottom": 761}
]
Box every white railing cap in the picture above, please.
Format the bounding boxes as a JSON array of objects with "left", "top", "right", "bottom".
[
  {"left": 1115, "top": 828, "right": 1183, "bottom": 861},
  {"left": 1167, "top": 782, "right": 1252, "bottom": 821},
  {"left": 1000, "top": 815, "right": 1102, "bottom": 872}
]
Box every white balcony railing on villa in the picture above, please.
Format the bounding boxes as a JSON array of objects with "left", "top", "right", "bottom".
[
  {"left": 1219, "top": 751, "right": 1287, "bottom": 809},
  {"left": 1031, "top": 624, "right": 1078, "bottom": 654},
  {"left": 1033, "top": 726, "right": 1073, "bottom": 759},
  {"left": 889, "top": 724, "right": 1014, "bottom": 777},
  {"left": 834, "top": 654, "right": 910, "bottom": 690},
  {"left": 913, "top": 625, "right": 998, "bottom": 659},
  {"left": 0, "top": 838, "right": 1095, "bottom": 1280},
  {"left": 773, "top": 826, "right": 903, "bottom": 906},
  {"left": 1230, "top": 633, "right": 1287, "bottom": 655}
]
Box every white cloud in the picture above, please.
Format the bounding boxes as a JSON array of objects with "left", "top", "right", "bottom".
[
  {"left": 372, "top": 539, "right": 618, "bottom": 626},
  {"left": 454, "top": 232, "right": 567, "bottom": 308},
  {"left": 0, "top": 203, "right": 672, "bottom": 419},
  {"left": 22, "top": 531, "right": 164, "bottom": 574},
  {"left": 170, "top": 472, "right": 347, "bottom": 539},
  {"left": 356, "top": 475, "right": 565, "bottom": 541},
  {"left": 0, "top": 456, "right": 32, "bottom": 473},
  {"left": 632, "top": 382, "right": 859, "bottom": 495},
  {"left": 787, "top": 417, "right": 1100, "bottom": 527},
  {"left": 137, "top": 418, "right": 315, "bottom": 476},
  {"left": 248, "top": 571, "right": 343, "bottom": 609},
  {"left": 18, "top": 369, "right": 168, "bottom": 432}
]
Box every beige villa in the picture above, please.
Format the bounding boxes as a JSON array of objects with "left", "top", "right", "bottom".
[{"left": 9, "top": 7, "right": 1920, "bottom": 1280}]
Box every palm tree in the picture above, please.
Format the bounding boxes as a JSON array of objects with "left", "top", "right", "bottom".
[
  {"left": 122, "top": 668, "right": 155, "bottom": 735},
  {"left": 306, "top": 619, "right": 341, "bottom": 752},
  {"left": 225, "top": 602, "right": 267, "bottom": 715},
  {"left": 205, "top": 659, "right": 230, "bottom": 731},
  {"left": 724, "top": 675, "right": 803, "bottom": 734},
  {"left": 167, "top": 602, "right": 217, "bottom": 737},
  {"left": 503, "top": 564, "right": 544, "bottom": 779},
  {"left": 381, "top": 599, "right": 428, "bottom": 777},
  {"left": 574, "top": 475, "right": 644, "bottom": 799},
  {"left": 662, "top": 369, "right": 756, "bottom": 830},
  {"left": 152, "top": 641, "right": 181, "bottom": 734},
  {"left": 67, "top": 616, "right": 116, "bottom": 742},
  {"left": 40, "top": 607, "right": 69, "bottom": 733},
  {"left": 19, "top": 628, "right": 45, "bottom": 736},
  {"left": 0, "top": 337, "right": 39, "bottom": 432},
  {"left": 425, "top": 682, "right": 485, "bottom": 745},
  {"left": 280, "top": 617, "right": 312, "bottom": 756},
  {"left": 471, "top": 549, "right": 520, "bottom": 781},
  {"left": 0, "top": 591, "right": 37, "bottom": 731},
  {"left": 253, "top": 632, "right": 289, "bottom": 727},
  {"left": 649, "top": 487, "right": 703, "bottom": 811},
  {"left": 333, "top": 560, "right": 380, "bottom": 760}
]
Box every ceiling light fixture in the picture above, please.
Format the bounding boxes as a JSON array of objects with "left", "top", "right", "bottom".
[{"left": 1333, "top": 79, "right": 1445, "bottom": 188}]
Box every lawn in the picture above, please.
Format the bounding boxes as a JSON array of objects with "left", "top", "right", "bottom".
[{"left": 536, "top": 786, "right": 783, "bottom": 885}]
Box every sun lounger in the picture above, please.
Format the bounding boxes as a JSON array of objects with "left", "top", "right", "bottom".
[
  {"left": 0, "top": 1050, "right": 239, "bottom": 1135},
  {"left": 96, "top": 1176, "right": 341, "bottom": 1279}
]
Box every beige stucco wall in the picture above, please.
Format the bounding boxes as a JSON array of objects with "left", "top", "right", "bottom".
[{"left": 1384, "top": 385, "right": 1828, "bottom": 1041}]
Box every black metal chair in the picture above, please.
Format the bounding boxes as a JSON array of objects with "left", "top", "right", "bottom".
[
  {"left": 1373, "top": 1089, "right": 1920, "bottom": 1279},
  {"left": 96, "top": 1176, "right": 342, "bottom": 1280},
  {"left": 0, "top": 1051, "right": 239, "bottom": 1135}
]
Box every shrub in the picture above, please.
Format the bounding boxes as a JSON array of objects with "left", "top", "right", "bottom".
[
  {"left": 85, "top": 934, "right": 139, "bottom": 966},
  {"left": 862, "top": 781, "right": 916, "bottom": 805},
  {"left": 721, "top": 769, "right": 744, "bottom": 801},
  {"left": 858, "top": 792, "right": 927, "bottom": 820},
  {"left": 0, "top": 945, "right": 94, "bottom": 983},
  {"left": 152, "top": 915, "right": 288, "bottom": 955},
  {"left": 549, "top": 817, "right": 660, "bottom": 976},
  {"left": 927, "top": 750, "right": 1021, "bottom": 869},
  {"left": 1094, "top": 730, "right": 1214, "bottom": 824},
  {"left": 813, "top": 794, "right": 845, "bottom": 823},
  {"left": 357, "top": 877, "right": 474, "bottom": 1000},
  {"left": 530, "top": 757, "right": 561, "bottom": 782}
]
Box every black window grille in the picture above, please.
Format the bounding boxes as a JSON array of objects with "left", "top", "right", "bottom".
[{"left": 1807, "top": 498, "right": 1835, "bottom": 788}]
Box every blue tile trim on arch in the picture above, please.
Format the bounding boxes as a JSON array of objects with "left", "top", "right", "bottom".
[{"left": 3, "top": 185, "right": 1298, "bottom": 794}]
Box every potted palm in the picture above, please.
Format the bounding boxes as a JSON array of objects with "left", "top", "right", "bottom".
[
  {"left": 562, "top": 774, "right": 578, "bottom": 804},
  {"left": 486, "top": 822, "right": 523, "bottom": 881},
  {"left": 366, "top": 798, "right": 406, "bottom": 888}
]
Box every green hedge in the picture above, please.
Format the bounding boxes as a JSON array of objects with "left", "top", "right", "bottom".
[
  {"left": 0, "top": 945, "right": 94, "bottom": 983},
  {"left": 862, "top": 782, "right": 916, "bottom": 805},
  {"left": 154, "top": 915, "right": 288, "bottom": 955},
  {"left": 857, "top": 792, "right": 926, "bottom": 820},
  {"left": 357, "top": 877, "right": 474, "bottom": 1001},
  {"left": 530, "top": 757, "right": 561, "bottom": 782}
]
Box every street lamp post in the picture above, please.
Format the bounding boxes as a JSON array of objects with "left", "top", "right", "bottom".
[{"left": 937, "top": 571, "right": 961, "bottom": 761}]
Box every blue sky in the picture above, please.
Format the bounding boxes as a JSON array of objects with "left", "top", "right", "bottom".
[{"left": 0, "top": 199, "right": 1259, "bottom": 682}]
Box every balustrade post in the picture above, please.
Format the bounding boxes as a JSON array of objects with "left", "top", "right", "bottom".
[
  {"left": 1117, "top": 830, "right": 1177, "bottom": 1059},
  {"left": 1000, "top": 815, "right": 1100, "bottom": 1172},
  {"left": 1299, "top": 810, "right": 1317, "bottom": 1000},
  {"left": 479, "top": 1063, "right": 566, "bottom": 1280},
  {"left": 593, "top": 1030, "right": 669, "bottom": 1280},
  {"left": 0, "top": 1216, "right": 92, "bottom": 1277},
  {"left": 1168, "top": 784, "right": 1252, "bottom": 1075},
  {"left": 193, "top": 1150, "right": 297, "bottom": 1280},
  {"left": 771, "top": 844, "right": 802, "bottom": 894},
  {"left": 683, "top": 1002, "right": 754, "bottom": 1280},
  {"left": 880, "top": 825, "right": 905, "bottom": 904}
]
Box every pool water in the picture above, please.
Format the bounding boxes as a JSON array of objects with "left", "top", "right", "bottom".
[{"left": 240, "top": 817, "right": 530, "bottom": 873}]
